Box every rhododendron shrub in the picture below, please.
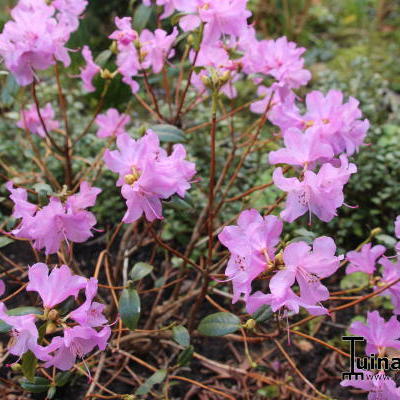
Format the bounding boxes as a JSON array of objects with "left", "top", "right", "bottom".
[{"left": 0, "top": 0, "right": 397, "bottom": 398}]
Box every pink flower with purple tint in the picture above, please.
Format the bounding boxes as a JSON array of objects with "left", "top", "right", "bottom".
[
  {"left": 218, "top": 209, "right": 283, "bottom": 302},
  {"left": 349, "top": 310, "right": 400, "bottom": 354},
  {"left": 179, "top": 0, "right": 251, "bottom": 45},
  {"left": 346, "top": 243, "right": 386, "bottom": 275},
  {"left": 80, "top": 45, "right": 100, "bottom": 92},
  {"left": 273, "top": 155, "right": 357, "bottom": 223},
  {"left": 0, "top": 303, "right": 44, "bottom": 358},
  {"left": 268, "top": 237, "right": 341, "bottom": 311},
  {"left": 268, "top": 127, "right": 334, "bottom": 168},
  {"left": 378, "top": 257, "right": 400, "bottom": 315},
  {"left": 27, "top": 263, "right": 87, "bottom": 309},
  {"left": 69, "top": 278, "right": 108, "bottom": 327},
  {"left": 109, "top": 17, "right": 138, "bottom": 46},
  {"left": 17, "top": 103, "right": 59, "bottom": 138},
  {"left": 95, "top": 109, "right": 131, "bottom": 138},
  {"left": 104, "top": 130, "right": 196, "bottom": 222},
  {"left": 0, "top": 280, "right": 5, "bottom": 297},
  {"left": 7, "top": 181, "right": 101, "bottom": 254},
  {"left": 139, "top": 28, "right": 178, "bottom": 73},
  {"left": 43, "top": 325, "right": 111, "bottom": 370},
  {"left": 0, "top": 0, "right": 78, "bottom": 85}
]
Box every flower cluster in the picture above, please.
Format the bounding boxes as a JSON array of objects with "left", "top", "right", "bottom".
[
  {"left": 104, "top": 130, "right": 196, "bottom": 222},
  {"left": 0, "top": 0, "right": 87, "bottom": 85},
  {"left": 7, "top": 181, "right": 101, "bottom": 255},
  {"left": 0, "top": 263, "right": 110, "bottom": 371},
  {"left": 218, "top": 209, "right": 342, "bottom": 315},
  {"left": 109, "top": 17, "right": 177, "bottom": 93}
]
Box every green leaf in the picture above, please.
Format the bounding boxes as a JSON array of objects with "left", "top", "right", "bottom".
[
  {"left": 172, "top": 325, "right": 190, "bottom": 347},
  {"left": 177, "top": 345, "right": 194, "bottom": 367},
  {"left": 1, "top": 74, "right": 19, "bottom": 106},
  {"left": 129, "top": 262, "right": 153, "bottom": 282},
  {"left": 0, "top": 307, "right": 42, "bottom": 333},
  {"left": 340, "top": 271, "right": 369, "bottom": 290},
  {"left": 119, "top": 288, "right": 141, "bottom": 330},
  {"left": 95, "top": 49, "right": 113, "bottom": 67},
  {"left": 164, "top": 196, "right": 193, "bottom": 212},
  {"left": 376, "top": 234, "right": 397, "bottom": 247},
  {"left": 0, "top": 236, "right": 13, "bottom": 248},
  {"left": 47, "top": 386, "right": 57, "bottom": 399},
  {"left": 150, "top": 124, "right": 186, "bottom": 143},
  {"left": 55, "top": 372, "right": 72, "bottom": 387},
  {"left": 252, "top": 305, "right": 273, "bottom": 323},
  {"left": 19, "top": 377, "right": 50, "bottom": 393},
  {"left": 135, "top": 369, "right": 167, "bottom": 396},
  {"left": 197, "top": 312, "right": 241, "bottom": 336},
  {"left": 21, "top": 351, "right": 38, "bottom": 382},
  {"left": 133, "top": 4, "right": 152, "bottom": 32}
]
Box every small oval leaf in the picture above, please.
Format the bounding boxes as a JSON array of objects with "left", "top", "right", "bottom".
[
  {"left": 135, "top": 369, "right": 167, "bottom": 396},
  {"left": 119, "top": 288, "right": 141, "bottom": 330},
  {"left": 197, "top": 312, "right": 240, "bottom": 336},
  {"left": 150, "top": 124, "right": 186, "bottom": 143},
  {"left": 129, "top": 262, "right": 153, "bottom": 282},
  {"left": 177, "top": 345, "right": 194, "bottom": 366},
  {"left": 172, "top": 325, "right": 190, "bottom": 347},
  {"left": 19, "top": 377, "right": 50, "bottom": 393}
]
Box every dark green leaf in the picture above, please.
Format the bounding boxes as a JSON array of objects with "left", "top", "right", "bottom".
[
  {"left": 197, "top": 312, "right": 241, "bottom": 336},
  {"left": 47, "top": 386, "right": 57, "bottom": 399},
  {"left": 95, "top": 50, "right": 113, "bottom": 67},
  {"left": 19, "top": 377, "right": 50, "bottom": 393},
  {"left": 252, "top": 305, "right": 273, "bottom": 323},
  {"left": 129, "top": 262, "right": 153, "bottom": 282},
  {"left": 172, "top": 325, "right": 190, "bottom": 347},
  {"left": 21, "top": 351, "right": 37, "bottom": 382},
  {"left": 119, "top": 288, "right": 141, "bottom": 330},
  {"left": 1, "top": 74, "right": 19, "bottom": 106},
  {"left": 55, "top": 372, "right": 72, "bottom": 387},
  {"left": 135, "top": 369, "right": 167, "bottom": 396},
  {"left": 177, "top": 345, "right": 194, "bottom": 367},
  {"left": 150, "top": 124, "right": 186, "bottom": 143},
  {"left": 133, "top": 4, "right": 152, "bottom": 32}
]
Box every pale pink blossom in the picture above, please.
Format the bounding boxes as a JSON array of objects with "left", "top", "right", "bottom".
[
  {"left": 80, "top": 45, "right": 100, "bottom": 92},
  {"left": 17, "top": 103, "right": 59, "bottom": 138},
  {"left": 95, "top": 109, "right": 131, "bottom": 138},
  {"left": 346, "top": 243, "right": 386, "bottom": 275}
]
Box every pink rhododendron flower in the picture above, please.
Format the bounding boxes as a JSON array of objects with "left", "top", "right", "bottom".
[
  {"left": 0, "top": 303, "right": 44, "bottom": 358},
  {"left": 80, "top": 45, "right": 100, "bottom": 92},
  {"left": 52, "top": 0, "right": 88, "bottom": 31},
  {"left": 258, "top": 37, "right": 311, "bottom": 89},
  {"left": 139, "top": 28, "right": 178, "bottom": 73},
  {"left": 273, "top": 155, "right": 357, "bottom": 223},
  {"left": 270, "top": 90, "right": 369, "bottom": 156},
  {"left": 378, "top": 257, "right": 400, "bottom": 314},
  {"left": 7, "top": 181, "right": 101, "bottom": 254},
  {"left": 267, "top": 237, "right": 341, "bottom": 311},
  {"left": 109, "top": 16, "right": 138, "bottom": 46},
  {"left": 43, "top": 325, "right": 111, "bottom": 370},
  {"left": 268, "top": 127, "right": 334, "bottom": 168},
  {"left": 111, "top": 17, "right": 177, "bottom": 93},
  {"left": 104, "top": 130, "right": 196, "bottom": 222},
  {"left": 0, "top": 0, "right": 82, "bottom": 85},
  {"left": 69, "top": 278, "right": 108, "bottom": 327},
  {"left": 179, "top": 0, "right": 251, "bottom": 45},
  {"left": 95, "top": 109, "right": 131, "bottom": 138},
  {"left": 27, "top": 263, "right": 87, "bottom": 308},
  {"left": 349, "top": 310, "right": 400, "bottom": 354},
  {"left": 346, "top": 243, "right": 386, "bottom": 275},
  {"left": 218, "top": 209, "right": 283, "bottom": 302},
  {"left": 17, "top": 103, "right": 59, "bottom": 138},
  {"left": 250, "top": 84, "right": 295, "bottom": 116}
]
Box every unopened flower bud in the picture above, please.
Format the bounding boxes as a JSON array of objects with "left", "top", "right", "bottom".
[
  {"left": 219, "top": 71, "right": 231, "bottom": 85},
  {"left": 370, "top": 227, "right": 382, "bottom": 237},
  {"left": 243, "top": 319, "right": 256, "bottom": 330},
  {"left": 101, "top": 69, "right": 115, "bottom": 80},
  {"left": 201, "top": 75, "right": 212, "bottom": 89},
  {"left": 122, "top": 396, "right": 136, "bottom": 400}
]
